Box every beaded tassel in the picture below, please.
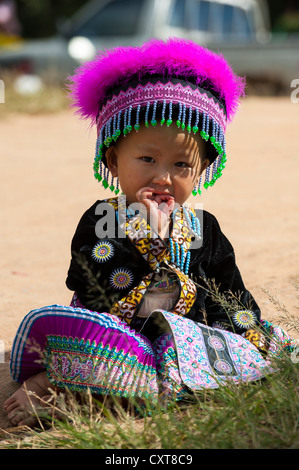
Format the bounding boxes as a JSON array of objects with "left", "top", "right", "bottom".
[
  {"left": 183, "top": 206, "right": 201, "bottom": 237},
  {"left": 108, "top": 118, "right": 112, "bottom": 144},
  {"left": 94, "top": 128, "right": 103, "bottom": 183},
  {"left": 206, "top": 113, "right": 210, "bottom": 135},
  {"left": 177, "top": 102, "right": 182, "bottom": 128},
  {"left": 204, "top": 164, "right": 211, "bottom": 189},
  {"left": 145, "top": 102, "right": 150, "bottom": 127},
  {"left": 123, "top": 108, "right": 128, "bottom": 135},
  {"left": 161, "top": 99, "right": 166, "bottom": 125},
  {"left": 169, "top": 238, "right": 192, "bottom": 275},
  {"left": 211, "top": 155, "right": 220, "bottom": 183},
  {"left": 181, "top": 104, "right": 186, "bottom": 130},
  {"left": 180, "top": 246, "right": 186, "bottom": 271},
  {"left": 175, "top": 241, "right": 180, "bottom": 266},
  {"left": 187, "top": 106, "right": 192, "bottom": 133},
  {"left": 168, "top": 207, "right": 201, "bottom": 274},
  {"left": 197, "top": 175, "right": 203, "bottom": 195},
  {"left": 127, "top": 105, "right": 132, "bottom": 133},
  {"left": 109, "top": 175, "right": 115, "bottom": 192},
  {"left": 200, "top": 112, "right": 208, "bottom": 142},
  {"left": 167, "top": 101, "right": 173, "bottom": 126},
  {"left": 151, "top": 101, "right": 158, "bottom": 127},
  {"left": 93, "top": 117, "right": 121, "bottom": 193},
  {"left": 193, "top": 107, "right": 199, "bottom": 134},
  {"left": 116, "top": 110, "right": 122, "bottom": 138},
  {"left": 134, "top": 104, "right": 141, "bottom": 131},
  {"left": 102, "top": 166, "right": 109, "bottom": 189},
  {"left": 112, "top": 114, "right": 117, "bottom": 141}
]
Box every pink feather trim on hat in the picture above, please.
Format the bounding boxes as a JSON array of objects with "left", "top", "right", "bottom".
[{"left": 68, "top": 37, "right": 245, "bottom": 126}]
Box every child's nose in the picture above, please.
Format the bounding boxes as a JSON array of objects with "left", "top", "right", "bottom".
[{"left": 152, "top": 168, "right": 172, "bottom": 185}]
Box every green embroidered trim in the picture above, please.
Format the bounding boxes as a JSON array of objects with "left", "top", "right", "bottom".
[{"left": 46, "top": 334, "right": 158, "bottom": 399}]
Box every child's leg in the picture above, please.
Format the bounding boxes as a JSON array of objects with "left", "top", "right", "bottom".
[{"left": 3, "top": 371, "right": 57, "bottom": 427}]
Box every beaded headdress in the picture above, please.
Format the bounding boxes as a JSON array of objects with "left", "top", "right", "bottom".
[{"left": 69, "top": 38, "right": 245, "bottom": 195}]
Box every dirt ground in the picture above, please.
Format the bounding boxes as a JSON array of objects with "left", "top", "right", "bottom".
[{"left": 0, "top": 96, "right": 298, "bottom": 430}]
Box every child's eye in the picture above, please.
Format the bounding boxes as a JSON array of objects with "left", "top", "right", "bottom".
[
  {"left": 175, "top": 161, "right": 190, "bottom": 168},
  {"left": 140, "top": 156, "right": 154, "bottom": 163}
]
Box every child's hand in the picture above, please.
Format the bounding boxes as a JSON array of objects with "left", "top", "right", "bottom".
[{"left": 136, "top": 187, "right": 175, "bottom": 238}]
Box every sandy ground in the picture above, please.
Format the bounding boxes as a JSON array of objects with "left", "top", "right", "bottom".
[{"left": 0, "top": 96, "right": 298, "bottom": 430}]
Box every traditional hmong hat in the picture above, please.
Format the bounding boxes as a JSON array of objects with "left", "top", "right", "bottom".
[{"left": 69, "top": 37, "right": 245, "bottom": 195}]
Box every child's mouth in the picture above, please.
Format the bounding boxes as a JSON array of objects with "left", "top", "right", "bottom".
[{"left": 149, "top": 191, "right": 174, "bottom": 205}]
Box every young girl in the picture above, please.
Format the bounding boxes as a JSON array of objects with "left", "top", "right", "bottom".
[{"left": 4, "top": 38, "right": 295, "bottom": 427}]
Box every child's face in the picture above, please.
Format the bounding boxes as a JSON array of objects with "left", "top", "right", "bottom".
[{"left": 106, "top": 124, "right": 209, "bottom": 206}]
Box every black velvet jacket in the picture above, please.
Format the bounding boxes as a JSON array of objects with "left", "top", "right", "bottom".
[{"left": 66, "top": 197, "right": 261, "bottom": 336}]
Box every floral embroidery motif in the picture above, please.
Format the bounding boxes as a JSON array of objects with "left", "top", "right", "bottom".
[
  {"left": 157, "top": 311, "right": 274, "bottom": 390},
  {"left": 232, "top": 310, "right": 257, "bottom": 330},
  {"left": 207, "top": 336, "right": 225, "bottom": 351},
  {"left": 92, "top": 241, "right": 115, "bottom": 263},
  {"left": 214, "top": 359, "right": 233, "bottom": 374},
  {"left": 110, "top": 268, "right": 134, "bottom": 290},
  {"left": 46, "top": 334, "right": 158, "bottom": 400}
]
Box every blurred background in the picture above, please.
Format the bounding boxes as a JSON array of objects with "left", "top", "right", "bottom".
[{"left": 0, "top": 0, "right": 298, "bottom": 112}]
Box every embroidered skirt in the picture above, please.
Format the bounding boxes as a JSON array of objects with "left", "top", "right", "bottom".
[{"left": 10, "top": 304, "right": 295, "bottom": 405}]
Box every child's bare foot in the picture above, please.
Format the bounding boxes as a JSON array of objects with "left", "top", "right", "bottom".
[{"left": 3, "top": 371, "right": 55, "bottom": 427}]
